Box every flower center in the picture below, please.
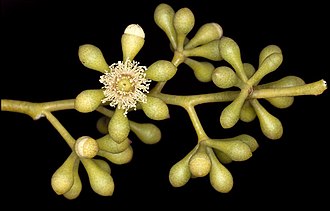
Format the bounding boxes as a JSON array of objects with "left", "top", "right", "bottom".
[{"left": 117, "top": 77, "right": 134, "bottom": 92}]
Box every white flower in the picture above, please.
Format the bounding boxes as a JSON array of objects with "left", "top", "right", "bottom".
[{"left": 99, "top": 59, "right": 151, "bottom": 115}]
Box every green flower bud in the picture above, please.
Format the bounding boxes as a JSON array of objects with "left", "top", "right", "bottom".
[
  {"left": 98, "top": 145, "right": 133, "bottom": 165},
  {"left": 220, "top": 89, "right": 249, "bottom": 128},
  {"left": 108, "top": 108, "right": 130, "bottom": 143},
  {"left": 219, "top": 36, "right": 247, "bottom": 81},
  {"left": 81, "top": 159, "right": 114, "bottom": 196},
  {"left": 141, "top": 96, "right": 170, "bottom": 120},
  {"left": 250, "top": 99, "right": 283, "bottom": 140},
  {"left": 189, "top": 145, "right": 211, "bottom": 177},
  {"left": 243, "top": 63, "right": 256, "bottom": 79},
  {"left": 97, "top": 134, "right": 130, "bottom": 153},
  {"left": 174, "top": 7, "right": 195, "bottom": 50},
  {"left": 129, "top": 121, "right": 161, "bottom": 144},
  {"left": 257, "top": 75, "right": 305, "bottom": 89},
  {"left": 184, "top": 39, "right": 222, "bottom": 61},
  {"left": 184, "top": 22, "right": 223, "bottom": 50},
  {"left": 169, "top": 145, "right": 198, "bottom": 187},
  {"left": 265, "top": 96, "right": 294, "bottom": 109},
  {"left": 93, "top": 158, "right": 111, "bottom": 174},
  {"left": 240, "top": 101, "right": 257, "bottom": 122},
  {"left": 154, "top": 3, "right": 177, "bottom": 49},
  {"left": 75, "top": 136, "right": 99, "bottom": 159},
  {"left": 51, "top": 152, "right": 78, "bottom": 195},
  {"left": 205, "top": 139, "right": 252, "bottom": 161},
  {"left": 259, "top": 44, "right": 282, "bottom": 67},
  {"left": 212, "top": 66, "right": 238, "bottom": 88},
  {"left": 206, "top": 147, "right": 233, "bottom": 193},
  {"left": 145, "top": 60, "right": 177, "bottom": 82},
  {"left": 235, "top": 134, "right": 259, "bottom": 152},
  {"left": 63, "top": 159, "right": 81, "bottom": 200},
  {"left": 248, "top": 52, "right": 283, "bottom": 85},
  {"left": 74, "top": 89, "right": 104, "bottom": 113},
  {"left": 96, "top": 116, "right": 110, "bottom": 134},
  {"left": 78, "top": 44, "right": 110, "bottom": 73},
  {"left": 184, "top": 58, "right": 214, "bottom": 82},
  {"left": 121, "top": 24, "right": 145, "bottom": 61},
  {"left": 213, "top": 149, "right": 232, "bottom": 164}
]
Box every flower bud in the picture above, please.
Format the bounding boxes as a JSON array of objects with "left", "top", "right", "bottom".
[
  {"left": 219, "top": 36, "right": 247, "bottom": 81},
  {"left": 145, "top": 60, "right": 177, "bottom": 82},
  {"left": 98, "top": 145, "right": 133, "bottom": 165},
  {"left": 239, "top": 101, "right": 256, "bottom": 122},
  {"left": 93, "top": 158, "right": 111, "bottom": 174},
  {"left": 174, "top": 7, "right": 195, "bottom": 50},
  {"left": 51, "top": 152, "right": 78, "bottom": 195},
  {"left": 78, "top": 44, "right": 110, "bottom": 73},
  {"left": 265, "top": 96, "right": 294, "bottom": 108},
  {"left": 75, "top": 136, "right": 99, "bottom": 159},
  {"left": 74, "top": 89, "right": 104, "bottom": 113},
  {"left": 81, "top": 159, "right": 114, "bottom": 196},
  {"left": 220, "top": 89, "right": 249, "bottom": 128},
  {"left": 184, "top": 39, "right": 222, "bottom": 61},
  {"left": 235, "top": 134, "right": 259, "bottom": 152},
  {"left": 259, "top": 44, "right": 282, "bottom": 67},
  {"left": 189, "top": 145, "right": 211, "bottom": 177},
  {"left": 249, "top": 52, "right": 283, "bottom": 85},
  {"left": 96, "top": 116, "right": 110, "bottom": 134},
  {"left": 213, "top": 149, "right": 232, "bottom": 164},
  {"left": 212, "top": 66, "right": 238, "bottom": 88},
  {"left": 243, "top": 63, "right": 256, "bottom": 79},
  {"left": 97, "top": 134, "right": 130, "bottom": 153},
  {"left": 108, "top": 108, "right": 130, "bottom": 143},
  {"left": 169, "top": 145, "right": 198, "bottom": 187},
  {"left": 141, "top": 96, "right": 170, "bottom": 120},
  {"left": 205, "top": 139, "right": 252, "bottom": 161},
  {"left": 184, "top": 22, "right": 223, "bottom": 50},
  {"left": 250, "top": 99, "right": 283, "bottom": 140},
  {"left": 258, "top": 75, "right": 305, "bottom": 89},
  {"left": 154, "top": 3, "right": 177, "bottom": 49},
  {"left": 129, "top": 122, "right": 161, "bottom": 144},
  {"left": 63, "top": 158, "right": 82, "bottom": 200},
  {"left": 206, "top": 147, "right": 233, "bottom": 193},
  {"left": 184, "top": 58, "right": 214, "bottom": 82},
  {"left": 121, "top": 24, "right": 145, "bottom": 61}
]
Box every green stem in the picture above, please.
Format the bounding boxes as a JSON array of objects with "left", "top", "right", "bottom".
[
  {"left": 43, "top": 111, "right": 76, "bottom": 149},
  {"left": 184, "top": 105, "right": 209, "bottom": 142}
]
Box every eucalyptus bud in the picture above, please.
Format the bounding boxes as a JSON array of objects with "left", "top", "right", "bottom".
[
  {"left": 81, "top": 159, "right": 114, "bottom": 196},
  {"left": 265, "top": 96, "right": 294, "bottom": 109},
  {"left": 75, "top": 136, "right": 99, "bottom": 159},
  {"left": 174, "top": 7, "right": 195, "bottom": 50},
  {"left": 78, "top": 44, "right": 110, "bottom": 73},
  {"left": 108, "top": 108, "right": 130, "bottom": 143},
  {"left": 184, "top": 23, "right": 223, "bottom": 50},
  {"left": 189, "top": 144, "right": 211, "bottom": 177},
  {"left": 213, "top": 149, "right": 232, "bottom": 164},
  {"left": 259, "top": 44, "right": 282, "bottom": 67},
  {"left": 219, "top": 36, "right": 247, "bottom": 81},
  {"left": 184, "top": 58, "right": 214, "bottom": 82},
  {"left": 93, "top": 158, "right": 111, "bottom": 174},
  {"left": 257, "top": 75, "right": 305, "bottom": 89},
  {"left": 145, "top": 60, "right": 177, "bottom": 82},
  {"left": 243, "top": 63, "right": 256, "bottom": 79},
  {"left": 154, "top": 3, "right": 177, "bottom": 49},
  {"left": 97, "top": 134, "right": 130, "bottom": 153},
  {"left": 250, "top": 99, "right": 283, "bottom": 140},
  {"left": 121, "top": 24, "right": 145, "bottom": 61},
  {"left": 235, "top": 134, "right": 259, "bottom": 152},
  {"left": 184, "top": 39, "right": 222, "bottom": 61},
  {"left": 98, "top": 145, "right": 133, "bottom": 165},
  {"left": 239, "top": 100, "right": 257, "bottom": 122},
  {"left": 212, "top": 66, "right": 239, "bottom": 88},
  {"left": 205, "top": 138, "right": 252, "bottom": 161},
  {"left": 129, "top": 121, "right": 161, "bottom": 144},
  {"left": 96, "top": 116, "right": 110, "bottom": 134},
  {"left": 169, "top": 145, "right": 198, "bottom": 187},
  {"left": 74, "top": 89, "right": 104, "bottom": 113},
  {"left": 51, "top": 152, "right": 78, "bottom": 195},
  {"left": 141, "top": 96, "right": 170, "bottom": 120},
  {"left": 206, "top": 147, "right": 233, "bottom": 193},
  {"left": 63, "top": 158, "right": 81, "bottom": 200}
]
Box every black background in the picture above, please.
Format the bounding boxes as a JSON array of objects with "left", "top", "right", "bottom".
[{"left": 2, "top": 0, "right": 329, "bottom": 209}]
